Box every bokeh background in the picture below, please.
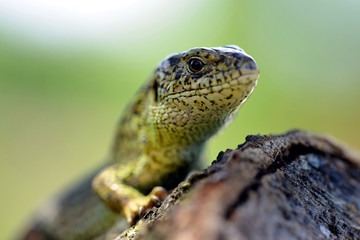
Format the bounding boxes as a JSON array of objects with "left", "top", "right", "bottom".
[{"left": 1, "top": 0, "right": 359, "bottom": 238}]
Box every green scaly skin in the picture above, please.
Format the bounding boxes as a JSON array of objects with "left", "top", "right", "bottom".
[{"left": 21, "top": 45, "right": 259, "bottom": 240}]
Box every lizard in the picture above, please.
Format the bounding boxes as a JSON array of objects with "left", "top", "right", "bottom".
[{"left": 21, "top": 45, "right": 259, "bottom": 240}]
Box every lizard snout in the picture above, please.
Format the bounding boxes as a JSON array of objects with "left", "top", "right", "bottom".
[{"left": 238, "top": 56, "right": 259, "bottom": 76}]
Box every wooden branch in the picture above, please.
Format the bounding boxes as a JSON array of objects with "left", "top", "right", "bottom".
[{"left": 112, "top": 130, "right": 360, "bottom": 240}]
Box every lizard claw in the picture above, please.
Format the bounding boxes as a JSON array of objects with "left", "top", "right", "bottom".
[
  {"left": 124, "top": 186, "right": 168, "bottom": 225},
  {"left": 149, "top": 186, "right": 168, "bottom": 203}
]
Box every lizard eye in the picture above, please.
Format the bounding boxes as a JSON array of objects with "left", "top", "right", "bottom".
[{"left": 188, "top": 58, "right": 205, "bottom": 73}]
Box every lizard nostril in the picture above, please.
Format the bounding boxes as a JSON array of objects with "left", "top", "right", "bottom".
[{"left": 233, "top": 60, "right": 239, "bottom": 68}]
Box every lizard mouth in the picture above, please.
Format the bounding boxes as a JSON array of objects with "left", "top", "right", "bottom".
[{"left": 163, "top": 72, "right": 259, "bottom": 100}]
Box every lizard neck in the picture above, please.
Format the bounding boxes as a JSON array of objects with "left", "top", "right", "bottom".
[{"left": 110, "top": 77, "right": 208, "bottom": 166}]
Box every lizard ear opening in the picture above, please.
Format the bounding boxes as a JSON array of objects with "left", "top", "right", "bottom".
[{"left": 152, "top": 79, "right": 159, "bottom": 102}]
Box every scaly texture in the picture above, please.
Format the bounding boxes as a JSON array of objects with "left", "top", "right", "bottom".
[
  {"left": 93, "top": 45, "right": 259, "bottom": 225},
  {"left": 21, "top": 45, "right": 259, "bottom": 240}
]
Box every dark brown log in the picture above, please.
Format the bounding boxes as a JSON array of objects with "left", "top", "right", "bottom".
[{"left": 113, "top": 130, "right": 360, "bottom": 240}]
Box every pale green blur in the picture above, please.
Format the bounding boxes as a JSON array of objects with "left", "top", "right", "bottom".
[{"left": 1, "top": 0, "right": 360, "bottom": 239}]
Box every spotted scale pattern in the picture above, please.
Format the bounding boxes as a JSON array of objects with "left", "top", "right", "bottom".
[{"left": 110, "top": 45, "right": 259, "bottom": 190}]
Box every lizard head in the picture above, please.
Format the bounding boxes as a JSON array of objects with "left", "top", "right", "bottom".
[{"left": 151, "top": 45, "right": 259, "bottom": 145}]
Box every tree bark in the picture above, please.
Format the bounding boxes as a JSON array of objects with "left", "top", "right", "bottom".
[{"left": 109, "top": 130, "right": 360, "bottom": 240}]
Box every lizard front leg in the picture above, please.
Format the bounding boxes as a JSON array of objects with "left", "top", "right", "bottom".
[{"left": 92, "top": 164, "right": 168, "bottom": 225}]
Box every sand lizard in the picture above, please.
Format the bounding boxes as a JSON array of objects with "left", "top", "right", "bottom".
[{"left": 22, "top": 45, "right": 259, "bottom": 240}]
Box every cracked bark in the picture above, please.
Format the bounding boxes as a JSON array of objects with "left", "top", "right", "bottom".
[{"left": 108, "top": 130, "right": 360, "bottom": 240}]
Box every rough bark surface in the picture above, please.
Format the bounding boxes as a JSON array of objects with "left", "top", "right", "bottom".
[{"left": 111, "top": 130, "right": 360, "bottom": 240}]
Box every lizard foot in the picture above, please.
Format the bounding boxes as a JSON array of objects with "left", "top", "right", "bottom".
[{"left": 124, "top": 186, "right": 168, "bottom": 225}]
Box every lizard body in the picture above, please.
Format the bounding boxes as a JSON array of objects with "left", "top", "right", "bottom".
[{"left": 21, "top": 45, "right": 259, "bottom": 240}]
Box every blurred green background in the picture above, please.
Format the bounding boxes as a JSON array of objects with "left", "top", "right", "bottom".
[{"left": 1, "top": 0, "right": 359, "bottom": 238}]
